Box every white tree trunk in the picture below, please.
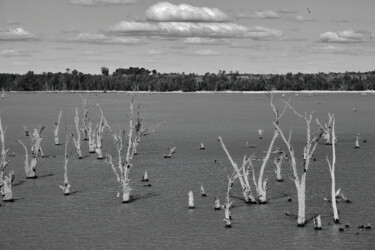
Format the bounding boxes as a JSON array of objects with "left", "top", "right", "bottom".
[
  {"left": 73, "top": 108, "right": 82, "bottom": 159},
  {"left": 274, "top": 155, "right": 284, "bottom": 182},
  {"left": 54, "top": 111, "right": 62, "bottom": 145},
  {"left": 296, "top": 178, "right": 306, "bottom": 226},
  {"left": 314, "top": 215, "right": 322, "bottom": 230},
  {"left": 142, "top": 170, "right": 148, "bottom": 181},
  {"left": 214, "top": 198, "right": 221, "bottom": 210},
  {"left": 88, "top": 122, "right": 96, "bottom": 153},
  {"left": 60, "top": 133, "right": 71, "bottom": 195},
  {"left": 188, "top": 191, "right": 194, "bottom": 208},
  {"left": 1, "top": 171, "right": 14, "bottom": 201},
  {"left": 327, "top": 118, "right": 340, "bottom": 223},
  {"left": 16, "top": 140, "right": 36, "bottom": 178},
  {"left": 355, "top": 134, "right": 360, "bottom": 148}
]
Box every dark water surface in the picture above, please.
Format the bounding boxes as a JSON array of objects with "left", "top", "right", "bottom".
[{"left": 0, "top": 92, "right": 374, "bottom": 249}]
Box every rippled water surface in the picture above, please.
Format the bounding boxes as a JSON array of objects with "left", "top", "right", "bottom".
[{"left": 0, "top": 92, "right": 374, "bottom": 249}]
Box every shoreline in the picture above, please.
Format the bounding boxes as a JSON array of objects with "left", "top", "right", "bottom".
[{"left": 7, "top": 90, "right": 375, "bottom": 94}]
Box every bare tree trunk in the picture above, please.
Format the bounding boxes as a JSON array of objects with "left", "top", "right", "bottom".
[
  {"left": 29, "top": 127, "right": 43, "bottom": 177},
  {"left": 1, "top": 171, "right": 14, "bottom": 201},
  {"left": 88, "top": 122, "right": 96, "bottom": 153},
  {"left": 188, "top": 191, "right": 195, "bottom": 209},
  {"left": 274, "top": 154, "right": 285, "bottom": 182},
  {"left": 316, "top": 113, "right": 334, "bottom": 145},
  {"left": 214, "top": 197, "right": 221, "bottom": 210},
  {"left": 218, "top": 136, "right": 255, "bottom": 203},
  {"left": 252, "top": 92, "right": 288, "bottom": 203},
  {"left": 60, "top": 133, "right": 72, "bottom": 195},
  {"left": 79, "top": 94, "right": 89, "bottom": 141},
  {"left": 95, "top": 105, "right": 111, "bottom": 159},
  {"left": 223, "top": 175, "right": 234, "bottom": 227},
  {"left": 326, "top": 117, "right": 340, "bottom": 223},
  {"left": 274, "top": 103, "right": 321, "bottom": 227},
  {"left": 54, "top": 111, "right": 62, "bottom": 145},
  {"left": 355, "top": 134, "right": 360, "bottom": 148},
  {"left": 16, "top": 140, "right": 35, "bottom": 178},
  {"left": 72, "top": 108, "right": 82, "bottom": 159},
  {"left": 314, "top": 215, "right": 322, "bottom": 230}
]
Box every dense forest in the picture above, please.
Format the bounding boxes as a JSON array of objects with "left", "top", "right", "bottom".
[{"left": 1, "top": 67, "right": 375, "bottom": 92}]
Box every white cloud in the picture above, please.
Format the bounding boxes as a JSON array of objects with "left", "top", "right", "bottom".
[
  {"left": 1, "top": 49, "right": 31, "bottom": 57},
  {"left": 148, "top": 49, "right": 163, "bottom": 55},
  {"left": 184, "top": 37, "right": 230, "bottom": 45},
  {"left": 320, "top": 29, "right": 372, "bottom": 43},
  {"left": 69, "top": 0, "right": 137, "bottom": 7},
  {"left": 0, "top": 27, "right": 37, "bottom": 41},
  {"left": 236, "top": 10, "right": 280, "bottom": 19},
  {"left": 67, "top": 33, "right": 148, "bottom": 45},
  {"left": 294, "top": 15, "right": 315, "bottom": 22},
  {"left": 146, "top": 2, "right": 229, "bottom": 22},
  {"left": 108, "top": 21, "right": 282, "bottom": 40},
  {"left": 193, "top": 49, "right": 220, "bottom": 56}
]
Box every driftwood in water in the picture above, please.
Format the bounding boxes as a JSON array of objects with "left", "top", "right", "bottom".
[
  {"left": 72, "top": 108, "right": 82, "bottom": 159},
  {"left": 54, "top": 111, "right": 62, "bottom": 145},
  {"left": 60, "top": 133, "right": 72, "bottom": 195},
  {"left": 274, "top": 103, "right": 321, "bottom": 226}
]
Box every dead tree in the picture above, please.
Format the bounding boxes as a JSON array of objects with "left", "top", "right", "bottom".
[
  {"left": 95, "top": 104, "right": 111, "bottom": 159},
  {"left": 218, "top": 136, "right": 255, "bottom": 203},
  {"left": 54, "top": 110, "right": 62, "bottom": 145},
  {"left": 316, "top": 113, "right": 334, "bottom": 145},
  {"left": 222, "top": 171, "right": 236, "bottom": 227},
  {"left": 60, "top": 132, "right": 72, "bottom": 195},
  {"left": 0, "top": 113, "right": 12, "bottom": 201},
  {"left": 274, "top": 103, "right": 321, "bottom": 226},
  {"left": 164, "top": 147, "right": 176, "bottom": 158},
  {"left": 79, "top": 94, "right": 89, "bottom": 141},
  {"left": 188, "top": 191, "right": 195, "bottom": 209},
  {"left": 16, "top": 140, "right": 35, "bottom": 178},
  {"left": 72, "top": 108, "right": 82, "bottom": 159},
  {"left": 106, "top": 95, "right": 158, "bottom": 203},
  {"left": 325, "top": 116, "right": 340, "bottom": 223},
  {"left": 251, "top": 92, "right": 288, "bottom": 203},
  {"left": 87, "top": 121, "right": 96, "bottom": 153},
  {"left": 274, "top": 153, "right": 286, "bottom": 182}
]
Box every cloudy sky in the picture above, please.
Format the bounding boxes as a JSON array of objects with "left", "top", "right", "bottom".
[{"left": 0, "top": 0, "right": 374, "bottom": 74}]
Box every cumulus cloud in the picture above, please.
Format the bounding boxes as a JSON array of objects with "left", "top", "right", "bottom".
[
  {"left": 67, "top": 33, "right": 148, "bottom": 45},
  {"left": 193, "top": 49, "right": 220, "bottom": 56},
  {"left": 184, "top": 37, "right": 230, "bottom": 45},
  {"left": 107, "top": 21, "right": 282, "bottom": 40},
  {"left": 294, "top": 15, "right": 316, "bottom": 22},
  {"left": 1, "top": 48, "right": 31, "bottom": 57},
  {"left": 236, "top": 10, "right": 280, "bottom": 19},
  {"left": 69, "top": 0, "right": 137, "bottom": 7},
  {"left": 320, "top": 29, "right": 373, "bottom": 43},
  {"left": 148, "top": 49, "right": 163, "bottom": 55},
  {"left": 146, "top": 2, "right": 229, "bottom": 22},
  {"left": 0, "top": 27, "right": 37, "bottom": 41}
]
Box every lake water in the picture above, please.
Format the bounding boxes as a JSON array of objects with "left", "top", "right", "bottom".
[{"left": 0, "top": 92, "right": 374, "bottom": 249}]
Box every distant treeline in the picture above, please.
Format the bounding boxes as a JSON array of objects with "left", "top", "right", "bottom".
[{"left": 1, "top": 67, "right": 375, "bottom": 92}]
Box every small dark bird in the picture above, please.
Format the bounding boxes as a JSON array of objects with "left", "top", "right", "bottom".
[{"left": 307, "top": 8, "right": 311, "bottom": 13}]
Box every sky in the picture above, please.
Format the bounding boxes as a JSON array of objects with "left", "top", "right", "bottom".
[{"left": 0, "top": 0, "right": 374, "bottom": 75}]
